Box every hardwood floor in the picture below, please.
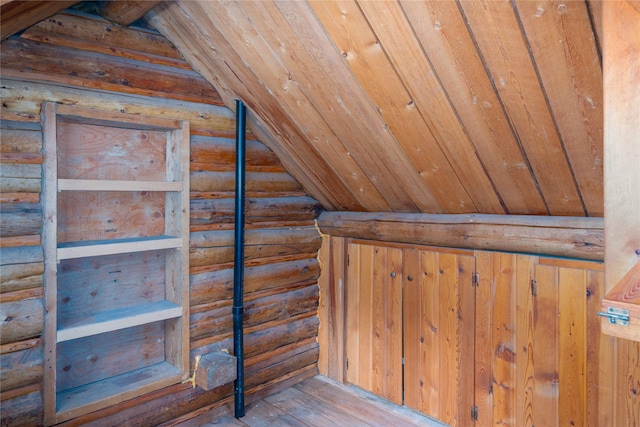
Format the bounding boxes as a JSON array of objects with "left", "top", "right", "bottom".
[{"left": 200, "top": 376, "right": 448, "bottom": 427}]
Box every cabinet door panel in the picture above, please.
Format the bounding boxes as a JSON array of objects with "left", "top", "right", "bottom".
[
  {"left": 404, "top": 249, "right": 475, "bottom": 426},
  {"left": 345, "top": 242, "right": 403, "bottom": 404}
]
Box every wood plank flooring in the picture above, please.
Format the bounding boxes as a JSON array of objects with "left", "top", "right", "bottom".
[{"left": 201, "top": 376, "right": 448, "bottom": 426}]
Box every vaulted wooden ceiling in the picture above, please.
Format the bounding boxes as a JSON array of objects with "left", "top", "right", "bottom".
[{"left": 2, "top": 0, "right": 605, "bottom": 216}]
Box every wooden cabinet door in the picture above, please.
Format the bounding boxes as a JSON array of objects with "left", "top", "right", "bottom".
[
  {"left": 403, "top": 248, "right": 476, "bottom": 426},
  {"left": 345, "top": 242, "right": 403, "bottom": 404}
]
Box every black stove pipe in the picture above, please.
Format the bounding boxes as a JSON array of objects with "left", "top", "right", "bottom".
[{"left": 233, "top": 99, "right": 247, "bottom": 419}]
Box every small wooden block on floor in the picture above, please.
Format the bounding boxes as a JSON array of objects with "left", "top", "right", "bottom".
[{"left": 196, "top": 352, "right": 237, "bottom": 391}]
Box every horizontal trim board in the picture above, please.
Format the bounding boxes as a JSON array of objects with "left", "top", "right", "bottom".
[
  {"left": 56, "top": 300, "right": 182, "bottom": 342},
  {"left": 58, "top": 179, "right": 182, "bottom": 192},
  {"left": 57, "top": 236, "right": 182, "bottom": 260},
  {"left": 318, "top": 212, "right": 603, "bottom": 261}
]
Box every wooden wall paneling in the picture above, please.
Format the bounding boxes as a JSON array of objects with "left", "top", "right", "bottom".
[
  {"left": 327, "top": 236, "right": 347, "bottom": 382},
  {"left": 400, "top": 0, "right": 547, "bottom": 215},
  {"left": 372, "top": 245, "right": 403, "bottom": 404},
  {"left": 585, "top": 269, "right": 614, "bottom": 425},
  {"left": 412, "top": 250, "right": 476, "bottom": 426},
  {"left": 615, "top": 339, "right": 640, "bottom": 425},
  {"left": 474, "top": 251, "right": 493, "bottom": 427},
  {"left": 402, "top": 249, "right": 435, "bottom": 415},
  {"left": 318, "top": 235, "right": 332, "bottom": 382},
  {"left": 437, "top": 252, "right": 460, "bottom": 424},
  {"left": 557, "top": 267, "right": 587, "bottom": 426},
  {"left": 344, "top": 242, "right": 403, "bottom": 403},
  {"left": 357, "top": 0, "right": 503, "bottom": 214},
  {"left": 514, "top": 0, "right": 603, "bottom": 216},
  {"left": 457, "top": 253, "right": 476, "bottom": 426},
  {"left": 310, "top": 0, "right": 476, "bottom": 214},
  {"left": 458, "top": 0, "right": 585, "bottom": 216},
  {"left": 531, "top": 264, "right": 560, "bottom": 426},
  {"left": 515, "top": 255, "right": 536, "bottom": 426},
  {"left": 491, "top": 253, "right": 517, "bottom": 425},
  {"left": 346, "top": 242, "right": 371, "bottom": 391},
  {"left": 146, "top": 2, "right": 359, "bottom": 212}
]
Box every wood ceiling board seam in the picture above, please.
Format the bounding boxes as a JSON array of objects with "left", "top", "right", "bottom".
[
  {"left": 309, "top": 0, "right": 475, "bottom": 214},
  {"left": 585, "top": 0, "right": 603, "bottom": 68},
  {"left": 222, "top": 0, "right": 397, "bottom": 212},
  {"left": 357, "top": 0, "right": 504, "bottom": 215},
  {"left": 201, "top": 0, "right": 392, "bottom": 211},
  {"left": 514, "top": 0, "right": 604, "bottom": 216},
  {"left": 146, "top": 2, "right": 356, "bottom": 211},
  {"left": 249, "top": 0, "right": 445, "bottom": 212},
  {"left": 276, "top": 0, "right": 446, "bottom": 213},
  {"left": 458, "top": 0, "right": 585, "bottom": 216},
  {"left": 400, "top": 0, "right": 548, "bottom": 215}
]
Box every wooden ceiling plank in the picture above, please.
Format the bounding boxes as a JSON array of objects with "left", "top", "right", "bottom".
[
  {"left": 310, "top": 0, "right": 477, "bottom": 214},
  {"left": 146, "top": 3, "right": 338, "bottom": 210},
  {"left": 195, "top": 0, "right": 394, "bottom": 212},
  {"left": 358, "top": 0, "right": 505, "bottom": 214},
  {"left": 586, "top": 0, "right": 603, "bottom": 58},
  {"left": 208, "top": 0, "right": 398, "bottom": 212},
  {"left": 459, "top": 0, "right": 585, "bottom": 216},
  {"left": 515, "top": 0, "right": 603, "bottom": 217},
  {"left": 246, "top": 0, "right": 451, "bottom": 212},
  {"left": 99, "top": 0, "right": 162, "bottom": 27},
  {"left": 146, "top": 1, "right": 358, "bottom": 211},
  {"left": 275, "top": 0, "right": 448, "bottom": 213},
  {"left": 0, "top": 0, "right": 79, "bottom": 40},
  {"left": 400, "top": 0, "right": 548, "bottom": 215}
]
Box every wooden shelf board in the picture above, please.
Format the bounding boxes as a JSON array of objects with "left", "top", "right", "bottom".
[
  {"left": 57, "top": 300, "right": 182, "bottom": 342},
  {"left": 601, "top": 261, "right": 640, "bottom": 341},
  {"left": 55, "top": 361, "right": 182, "bottom": 423},
  {"left": 57, "top": 235, "right": 182, "bottom": 260},
  {"left": 58, "top": 179, "right": 182, "bottom": 192},
  {"left": 602, "top": 261, "right": 640, "bottom": 317}
]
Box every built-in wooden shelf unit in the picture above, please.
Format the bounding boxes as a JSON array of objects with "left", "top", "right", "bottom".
[{"left": 42, "top": 102, "right": 190, "bottom": 424}]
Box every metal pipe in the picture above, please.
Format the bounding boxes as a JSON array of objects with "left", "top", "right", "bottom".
[{"left": 233, "top": 99, "right": 247, "bottom": 419}]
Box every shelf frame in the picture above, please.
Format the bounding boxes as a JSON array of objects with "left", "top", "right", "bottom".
[{"left": 42, "top": 102, "right": 190, "bottom": 425}]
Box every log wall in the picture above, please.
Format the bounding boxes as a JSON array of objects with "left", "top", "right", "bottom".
[{"left": 0, "top": 11, "right": 322, "bottom": 426}]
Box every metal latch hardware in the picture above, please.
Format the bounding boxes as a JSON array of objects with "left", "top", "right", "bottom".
[{"left": 597, "top": 307, "right": 630, "bottom": 326}]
